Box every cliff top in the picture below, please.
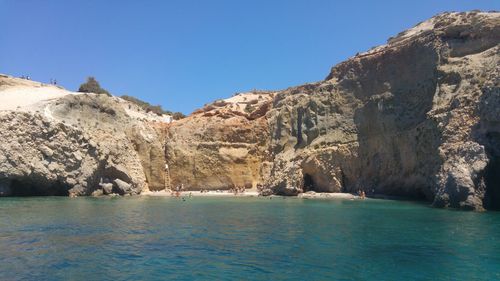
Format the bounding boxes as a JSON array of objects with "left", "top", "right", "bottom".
[
  {"left": 326, "top": 11, "right": 499, "bottom": 80},
  {"left": 0, "top": 74, "right": 174, "bottom": 123},
  {"left": 360, "top": 11, "right": 499, "bottom": 57},
  {"left": 0, "top": 74, "right": 79, "bottom": 112}
]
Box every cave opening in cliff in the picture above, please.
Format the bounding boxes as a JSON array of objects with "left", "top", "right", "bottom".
[
  {"left": 483, "top": 156, "right": 500, "bottom": 210},
  {"left": 9, "top": 179, "right": 69, "bottom": 196},
  {"left": 480, "top": 130, "right": 500, "bottom": 210},
  {"left": 303, "top": 173, "right": 316, "bottom": 192}
]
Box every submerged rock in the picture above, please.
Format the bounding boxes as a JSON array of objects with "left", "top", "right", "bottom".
[{"left": 91, "top": 189, "right": 104, "bottom": 197}]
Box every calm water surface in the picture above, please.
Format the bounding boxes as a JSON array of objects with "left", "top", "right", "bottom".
[{"left": 0, "top": 196, "right": 499, "bottom": 281}]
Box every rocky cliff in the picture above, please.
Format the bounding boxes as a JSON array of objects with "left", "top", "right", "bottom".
[
  {"left": 165, "top": 92, "right": 273, "bottom": 191},
  {"left": 264, "top": 11, "right": 500, "bottom": 211},
  {"left": 166, "top": 11, "right": 500, "bottom": 210},
  {"left": 0, "top": 76, "right": 168, "bottom": 196},
  {"left": 0, "top": 11, "right": 498, "bottom": 210}
]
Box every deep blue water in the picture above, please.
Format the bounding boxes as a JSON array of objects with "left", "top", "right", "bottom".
[{"left": 0, "top": 196, "right": 499, "bottom": 281}]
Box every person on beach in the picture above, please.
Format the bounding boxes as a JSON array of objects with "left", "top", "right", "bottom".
[
  {"left": 173, "top": 185, "right": 180, "bottom": 197},
  {"left": 357, "top": 189, "right": 365, "bottom": 199}
]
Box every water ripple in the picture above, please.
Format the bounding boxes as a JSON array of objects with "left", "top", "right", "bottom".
[{"left": 0, "top": 197, "right": 499, "bottom": 280}]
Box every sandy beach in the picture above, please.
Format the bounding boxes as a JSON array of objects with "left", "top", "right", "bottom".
[
  {"left": 298, "top": 192, "right": 359, "bottom": 200},
  {"left": 141, "top": 190, "right": 361, "bottom": 200},
  {"left": 141, "top": 190, "right": 260, "bottom": 197}
]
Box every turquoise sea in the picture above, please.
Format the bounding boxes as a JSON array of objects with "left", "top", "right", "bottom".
[{"left": 0, "top": 196, "right": 499, "bottom": 281}]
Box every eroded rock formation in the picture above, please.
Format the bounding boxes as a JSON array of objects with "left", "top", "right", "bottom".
[
  {"left": 0, "top": 77, "right": 167, "bottom": 196},
  {"left": 166, "top": 11, "right": 500, "bottom": 210},
  {"left": 165, "top": 92, "right": 273, "bottom": 190},
  {"left": 0, "top": 11, "right": 498, "bottom": 210}
]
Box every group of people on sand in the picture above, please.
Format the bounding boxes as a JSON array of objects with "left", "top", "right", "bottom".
[
  {"left": 230, "top": 186, "right": 246, "bottom": 195},
  {"left": 193, "top": 187, "right": 247, "bottom": 195}
]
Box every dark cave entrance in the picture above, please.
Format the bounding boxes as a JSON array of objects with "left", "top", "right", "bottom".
[
  {"left": 9, "top": 179, "right": 69, "bottom": 196},
  {"left": 484, "top": 156, "right": 500, "bottom": 210},
  {"left": 481, "top": 131, "right": 500, "bottom": 211},
  {"left": 303, "top": 173, "right": 316, "bottom": 192}
]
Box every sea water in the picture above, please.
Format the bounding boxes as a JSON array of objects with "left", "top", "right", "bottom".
[{"left": 0, "top": 196, "right": 499, "bottom": 281}]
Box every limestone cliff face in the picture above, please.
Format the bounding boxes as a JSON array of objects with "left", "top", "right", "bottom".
[
  {"left": 265, "top": 11, "right": 500, "bottom": 210},
  {"left": 0, "top": 77, "right": 167, "bottom": 196},
  {"left": 167, "top": 11, "right": 499, "bottom": 210},
  {"left": 165, "top": 93, "right": 273, "bottom": 190}
]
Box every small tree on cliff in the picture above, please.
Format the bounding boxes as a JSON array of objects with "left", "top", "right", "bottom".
[
  {"left": 172, "top": 112, "right": 186, "bottom": 120},
  {"left": 78, "top": 77, "right": 111, "bottom": 96}
]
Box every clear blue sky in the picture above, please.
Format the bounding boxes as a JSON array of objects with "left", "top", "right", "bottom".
[{"left": 1, "top": 1, "right": 498, "bottom": 114}]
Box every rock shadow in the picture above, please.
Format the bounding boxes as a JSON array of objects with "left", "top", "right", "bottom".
[{"left": 350, "top": 42, "right": 443, "bottom": 200}]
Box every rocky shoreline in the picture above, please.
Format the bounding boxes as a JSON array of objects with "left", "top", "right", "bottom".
[{"left": 1, "top": 11, "right": 499, "bottom": 210}]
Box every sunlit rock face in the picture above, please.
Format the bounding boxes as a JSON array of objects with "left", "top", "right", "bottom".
[
  {"left": 165, "top": 92, "right": 274, "bottom": 191},
  {"left": 264, "top": 11, "right": 500, "bottom": 210},
  {"left": 0, "top": 77, "right": 167, "bottom": 196},
  {"left": 167, "top": 11, "right": 500, "bottom": 210}
]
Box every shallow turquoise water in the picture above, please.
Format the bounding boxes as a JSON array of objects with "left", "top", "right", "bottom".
[{"left": 0, "top": 197, "right": 499, "bottom": 281}]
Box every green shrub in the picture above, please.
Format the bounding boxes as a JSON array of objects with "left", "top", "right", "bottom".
[
  {"left": 120, "top": 95, "right": 185, "bottom": 119},
  {"left": 172, "top": 112, "right": 186, "bottom": 120},
  {"left": 78, "top": 77, "right": 111, "bottom": 96}
]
